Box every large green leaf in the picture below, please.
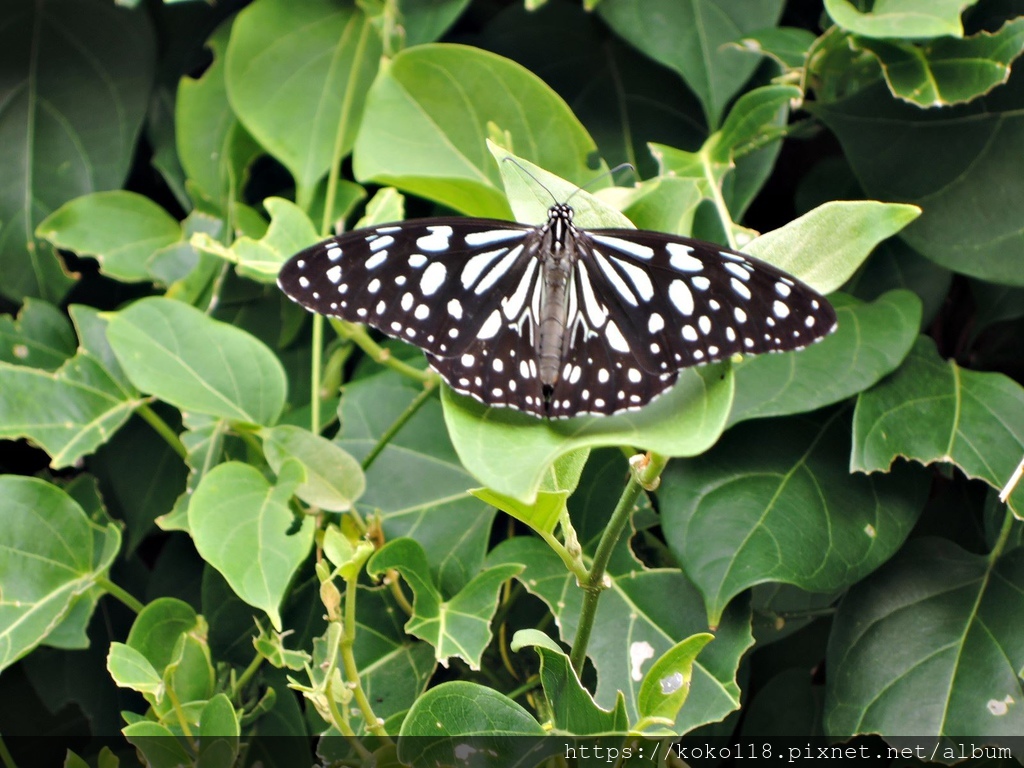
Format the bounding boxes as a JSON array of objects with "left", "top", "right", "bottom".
[
  {"left": 812, "top": 71, "right": 1024, "bottom": 285},
  {"left": 0, "top": 0, "right": 154, "bottom": 302},
  {"left": 852, "top": 336, "right": 1024, "bottom": 517},
  {"left": 36, "top": 191, "right": 181, "bottom": 283},
  {"left": 0, "top": 306, "right": 143, "bottom": 468},
  {"left": 660, "top": 411, "right": 928, "bottom": 625},
  {"left": 824, "top": 0, "right": 979, "bottom": 38},
  {"left": 0, "top": 477, "right": 121, "bottom": 673},
  {"left": 106, "top": 297, "right": 287, "bottom": 426},
  {"left": 188, "top": 461, "right": 314, "bottom": 630},
  {"left": 729, "top": 290, "right": 922, "bottom": 425},
  {"left": 398, "top": 680, "right": 546, "bottom": 740},
  {"left": 825, "top": 538, "right": 1024, "bottom": 739},
  {"left": 596, "top": 0, "right": 785, "bottom": 128},
  {"left": 354, "top": 44, "right": 602, "bottom": 218},
  {"left": 225, "top": 0, "right": 381, "bottom": 205},
  {"left": 852, "top": 19, "right": 1024, "bottom": 108}
]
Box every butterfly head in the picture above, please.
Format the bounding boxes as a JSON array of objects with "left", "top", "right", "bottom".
[{"left": 548, "top": 202, "right": 574, "bottom": 223}]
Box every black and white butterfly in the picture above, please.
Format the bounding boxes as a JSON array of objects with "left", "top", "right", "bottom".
[{"left": 278, "top": 203, "right": 837, "bottom": 419}]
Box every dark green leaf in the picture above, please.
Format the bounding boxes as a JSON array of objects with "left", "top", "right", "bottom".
[
  {"left": 0, "top": 299, "right": 75, "bottom": 370},
  {"left": 660, "top": 411, "right": 927, "bottom": 625},
  {"left": 825, "top": 538, "right": 1024, "bottom": 738},
  {"left": 824, "top": 0, "right": 979, "bottom": 38},
  {"left": 0, "top": 0, "right": 154, "bottom": 302},
  {"left": 397, "top": 680, "right": 546, "bottom": 740},
  {"left": 852, "top": 336, "right": 1024, "bottom": 517}
]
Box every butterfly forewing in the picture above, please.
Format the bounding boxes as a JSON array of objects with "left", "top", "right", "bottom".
[
  {"left": 279, "top": 218, "right": 539, "bottom": 360},
  {"left": 278, "top": 206, "right": 838, "bottom": 419}
]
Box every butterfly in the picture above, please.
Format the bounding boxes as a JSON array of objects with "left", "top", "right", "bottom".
[{"left": 278, "top": 203, "right": 837, "bottom": 419}]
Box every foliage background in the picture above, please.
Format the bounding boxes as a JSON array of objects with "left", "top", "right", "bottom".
[{"left": 1, "top": 0, "right": 1023, "bottom": 765}]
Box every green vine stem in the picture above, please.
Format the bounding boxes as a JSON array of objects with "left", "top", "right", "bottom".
[
  {"left": 569, "top": 451, "right": 669, "bottom": 674},
  {"left": 135, "top": 402, "right": 187, "bottom": 461},
  {"left": 340, "top": 563, "right": 392, "bottom": 741},
  {"left": 330, "top": 318, "right": 440, "bottom": 385},
  {"left": 361, "top": 379, "right": 439, "bottom": 471},
  {"left": 97, "top": 576, "right": 144, "bottom": 614}
]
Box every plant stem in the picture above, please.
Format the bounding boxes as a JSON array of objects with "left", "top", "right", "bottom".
[
  {"left": 232, "top": 652, "right": 263, "bottom": 699},
  {"left": 311, "top": 315, "right": 324, "bottom": 434},
  {"left": 701, "top": 147, "right": 738, "bottom": 250},
  {"left": 98, "top": 577, "right": 144, "bottom": 614},
  {"left": 361, "top": 379, "right": 438, "bottom": 471},
  {"left": 988, "top": 506, "right": 1017, "bottom": 565},
  {"left": 569, "top": 452, "right": 669, "bottom": 674},
  {"left": 136, "top": 403, "right": 187, "bottom": 461},
  {"left": 0, "top": 735, "right": 18, "bottom": 768},
  {"left": 340, "top": 580, "right": 391, "bottom": 741},
  {"left": 332, "top": 319, "right": 438, "bottom": 385}
]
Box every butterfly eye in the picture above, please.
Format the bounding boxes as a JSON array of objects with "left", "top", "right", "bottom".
[{"left": 278, "top": 207, "right": 837, "bottom": 419}]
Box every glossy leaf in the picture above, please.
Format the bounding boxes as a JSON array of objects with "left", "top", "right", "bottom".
[
  {"left": 106, "top": 297, "right": 287, "bottom": 426},
  {"left": 397, "top": 681, "right": 546, "bottom": 740},
  {"left": 188, "top": 461, "right": 314, "bottom": 630},
  {"left": 596, "top": 0, "right": 784, "bottom": 127},
  {"left": 0, "top": 0, "right": 154, "bottom": 302},
  {"left": 825, "top": 538, "right": 1024, "bottom": 738},
  {"left": 660, "top": 411, "right": 927, "bottom": 625},
  {"left": 730, "top": 290, "right": 922, "bottom": 425},
  {"left": 36, "top": 191, "right": 181, "bottom": 283},
  {"left": 354, "top": 44, "right": 601, "bottom": 218},
  {"left": 0, "top": 477, "right": 121, "bottom": 673},
  {"left": 853, "top": 336, "right": 1024, "bottom": 517},
  {"left": 637, "top": 634, "right": 714, "bottom": 724},
  {"left": 368, "top": 538, "right": 522, "bottom": 670},
  {"left": 853, "top": 19, "right": 1024, "bottom": 108},
  {"left": 225, "top": 0, "right": 381, "bottom": 202}
]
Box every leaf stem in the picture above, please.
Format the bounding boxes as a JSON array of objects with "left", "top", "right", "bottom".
[
  {"left": 0, "top": 736, "right": 16, "bottom": 768},
  {"left": 98, "top": 576, "right": 144, "bottom": 614},
  {"left": 361, "top": 378, "right": 438, "bottom": 471},
  {"left": 331, "top": 318, "right": 438, "bottom": 385},
  {"left": 232, "top": 652, "right": 264, "bottom": 699},
  {"left": 136, "top": 403, "right": 187, "bottom": 461},
  {"left": 311, "top": 315, "right": 324, "bottom": 434},
  {"left": 700, "top": 147, "right": 739, "bottom": 250},
  {"left": 569, "top": 451, "right": 669, "bottom": 674},
  {"left": 988, "top": 506, "right": 1016, "bottom": 565},
  {"left": 340, "top": 580, "right": 391, "bottom": 741}
]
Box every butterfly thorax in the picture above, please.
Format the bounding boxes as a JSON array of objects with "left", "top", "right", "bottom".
[{"left": 537, "top": 204, "right": 578, "bottom": 404}]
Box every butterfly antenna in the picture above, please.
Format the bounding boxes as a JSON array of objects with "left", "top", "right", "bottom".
[
  {"left": 565, "top": 162, "right": 636, "bottom": 205},
  {"left": 502, "top": 157, "right": 558, "bottom": 205}
]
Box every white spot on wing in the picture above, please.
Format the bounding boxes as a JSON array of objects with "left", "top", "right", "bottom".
[
  {"left": 416, "top": 226, "right": 453, "bottom": 252},
  {"left": 326, "top": 265, "right": 342, "bottom": 283},
  {"left": 669, "top": 280, "right": 694, "bottom": 315},
  {"left": 592, "top": 234, "right": 654, "bottom": 260},
  {"left": 478, "top": 310, "right": 502, "bottom": 340},
  {"left": 464, "top": 229, "right": 523, "bottom": 246},
  {"left": 420, "top": 262, "right": 447, "bottom": 296},
  {"left": 606, "top": 321, "right": 629, "bottom": 352},
  {"left": 666, "top": 243, "right": 702, "bottom": 271}
]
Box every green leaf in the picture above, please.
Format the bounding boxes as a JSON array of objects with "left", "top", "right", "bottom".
[
  {"left": 853, "top": 19, "right": 1024, "bottom": 108},
  {"left": 596, "top": 0, "right": 785, "bottom": 127},
  {"left": 125, "top": 598, "right": 200, "bottom": 674},
  {"left": 745, "top": 200, "right": 921, "bottom": 295},
  {"left": 733, "top": 26, "right": 818, "bottom": 70},
  {"left": 262, "top": 425, "right": 365, "bottom": 512},
  {"left": 397, "top": 681, "right": 546, "bottom": 741},
  {"left": 339, "top": 368, "right": 496, "bottom": 595},
  {"left": 660, "top": 411, "right": 927, "bottom": 626},
  {"left": 194, "top": 197, "right": 319, "bottom": 284},
  {"left": 368, "top": 538, "right": 522, "bottom": 670},
  {"left": 442, "top": 364, "right": 733, "bottom": 502},
  {"left": 0, "top": 0, "right": 154, "bottom": 302},
  {"left": 825, "top": 538, "right": 1024, "bottom": 738},
  {"left": 106, "top": 643, "right": 163, "bottom": 698},
  {"left": 122, "top": 722, "right": 191, "bottom": 768},
  {"left": 0, "top": 299, "right": 75, "bottom": 370},
  {"left": 730, "top": 290, "right": 922, "bottom": 425},
  {"left": 823, "top": 0, "right": 978, "bottom": 39},
  {"left": 198, "top": 694, "right": 240, "bottom": 768},
  {"left": 470, "top": 450, "right": 588, "bottom": 536},
  {"left": 488, "top": 537, "right": 753, "bottom": 729},
  {"left": 188, "top": 461, "right": 314, "bottom": 630},
  {"left": 36, "top": 191, "right": 181, "bottom": 283},
  {"left": 811, "top": 72, "right": 1024, "bottom": 285},
  {"left": 512, "top": 629, "right": 630, "bottom": 734},
  {"left": 0, "top": 477, "right": 121, "bottom": 673},
  {"left": 0, "top": 307, "right": 142, "bottom": 468},
  {"left": 225, "top": 0, "right": 381, "bottom": 203},
  {"left": 637, "top": 634, "right": 714, "bottom": 725},
  {"left": 712, "top": 85, "right": 801, "bottom": 163},
  {"left": 354, "top": 44, "right": 601, "bottom": 217},
  {"left": 852, "top": 336, "right": 1024, "bottom": 518},
  {"left": 106, "top": 297, "right": 287, "bottom": 425},
  {"left": 177, "top": 21, "right": 260, "bottom": 214}
]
